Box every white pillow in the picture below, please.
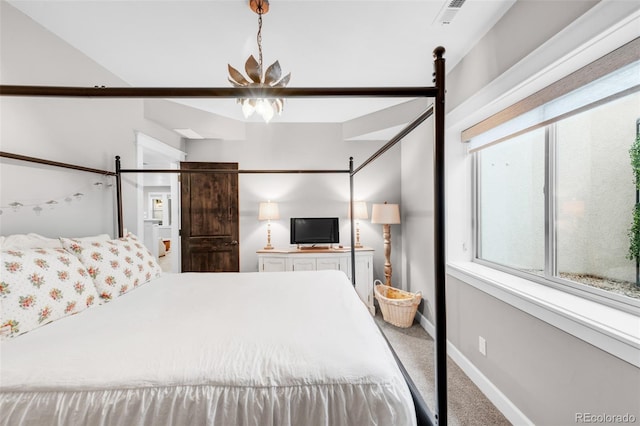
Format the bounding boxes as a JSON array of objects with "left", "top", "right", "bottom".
[
  {"left": 0, "top": 248, "right": 100, "bottom": 338},
  {"left": 0, "top": 234, "right": 61, "bottom": 250},
  {"left": 0, "top": 233, "right": 111, "bottom": 250},
  {"left": 60, "top": 233, "right": 162, "bottom": 301},
  {"left": 72, "top": 234, "right": 112, "bottom": 243}
]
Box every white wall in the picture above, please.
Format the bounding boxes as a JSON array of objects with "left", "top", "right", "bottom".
[
  {"left": 186, "top": 123, "right": 402, "bottom": 276},
  {"left": 446, "top": 0, "right": 599, "bottom": 113},
  {"left": 399, "top": 116, "right": 435, "bottom": 318},
  {"left": 423, "top": 1, "right": 640, "bottom": 425},
  {"left": 447, "top": 274, "right": 640, "bottom": 426},
  {"left": 0, "top": 162, "right": 116, "bottom": 237},
  {"left": 1, "top": 1, "right": 403, "bottom": 280},
  {"left": 5, "top": 1, "right": 639, "bottom": 424},
  {"left": 0, "top": 2, "right": 182, "bottom": 238}
]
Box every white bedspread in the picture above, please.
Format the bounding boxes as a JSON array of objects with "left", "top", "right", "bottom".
[{"left": 0, "top": 270, "right": 415, "bottom": 426}]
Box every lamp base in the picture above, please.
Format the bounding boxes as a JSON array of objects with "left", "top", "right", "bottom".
[
  {"left": 354, "top": 243, "right": 363, "bottom": 248},
  {"left": 263, "top": 245, "right": 274, "bottom": 250}
]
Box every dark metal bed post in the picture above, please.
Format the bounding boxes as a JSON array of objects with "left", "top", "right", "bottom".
[
  {"left": 349, "top": 157, "right": 356, "bottom": 287},
  {"left": 432, "top": 46, "right": 448, "bottom": 426},
  {"left": 115, "top": 156, "right": 124, "bottom": 238}
]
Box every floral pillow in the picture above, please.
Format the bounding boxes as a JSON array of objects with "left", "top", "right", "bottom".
[
  {"left": 0, "top": 248, "right": 100, "bottom": 338},
  {"left": 60, "top": 233, "right": 162, "bottom": 301}
]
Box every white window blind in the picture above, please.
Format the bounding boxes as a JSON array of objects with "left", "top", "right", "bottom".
[{"left": 464, "top": 37, "right": 640, "bottom": 152}]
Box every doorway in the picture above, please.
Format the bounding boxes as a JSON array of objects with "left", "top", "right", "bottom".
[{"left": 136, "top": 132, "right": 185, "bottom": 273}]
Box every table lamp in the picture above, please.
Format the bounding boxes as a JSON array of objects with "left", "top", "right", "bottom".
[
  {"left": 258, "top": 201, "right": 280, "bottom": 250},
  {"left": 371, "top": 202, "right": 401, "bottom": 286},
  {"left": 348, "top": 201, "right": 369, "bottom": 248}
]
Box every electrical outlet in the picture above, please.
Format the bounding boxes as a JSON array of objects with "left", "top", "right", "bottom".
[{"left": 478, "top": 336, "right": 487, "bottom": 356}]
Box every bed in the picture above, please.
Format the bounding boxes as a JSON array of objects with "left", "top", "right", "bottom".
[
  {"left": 1, "top": 266, "right": 415, "bottom": 426},
  {"left": 1, "top": 46, "right": 446, "bottom": 425}
]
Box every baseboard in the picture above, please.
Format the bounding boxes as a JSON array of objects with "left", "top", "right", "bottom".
[
  {"left": 415, "top": 311, "right": 534, "bottom": 426},
  {"left": 416, "top": 310, "right": 435, "bottom": 337}
]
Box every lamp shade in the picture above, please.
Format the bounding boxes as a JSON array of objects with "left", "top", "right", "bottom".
[
  {"left": 258, "top": 201, "right": 280, "bottom": 221},
  {"left": 348, "top": 201, "right": 369, "bottom": 220},
  {"left": 371, "top": 202, "right": 400, "bottom": 224}
]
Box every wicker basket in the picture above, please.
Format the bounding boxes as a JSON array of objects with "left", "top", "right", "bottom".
[{"left": 375, "top": 281, "right": 422, "bottom": 328}]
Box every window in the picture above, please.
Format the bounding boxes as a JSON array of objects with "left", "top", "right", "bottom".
[
  {"left": 554, "top": 93, "right": 639, "bottom": 300},
  {"left": 478, "top": 128, "right": 545, "bottom": 273},
  {"left": 472, "top": 47, "right": 640, "bottom": 308}
]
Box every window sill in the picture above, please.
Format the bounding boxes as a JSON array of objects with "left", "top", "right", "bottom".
[{"left": 447, "top": 261, "right": 640, "bottom": 367}]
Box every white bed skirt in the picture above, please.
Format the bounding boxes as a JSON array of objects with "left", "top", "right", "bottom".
[
  {"left": 2, "top": 382, "right": 411, "bottom": 426},
  {"left": 1, "top": 271, "right": 416, "bottom": 426}
]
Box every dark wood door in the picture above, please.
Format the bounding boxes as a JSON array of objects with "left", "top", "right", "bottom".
[{"left": 180, "top": 162, "right": 239, "bottom": 272}]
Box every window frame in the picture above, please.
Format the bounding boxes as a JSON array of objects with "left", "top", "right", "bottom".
[{"left": 473, "top": 110, "right": 640, "bottom": 314}]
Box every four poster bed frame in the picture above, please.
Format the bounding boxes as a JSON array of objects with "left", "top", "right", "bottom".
[{"left": 0, "top": 47, "right": 448, "bottom": 426}]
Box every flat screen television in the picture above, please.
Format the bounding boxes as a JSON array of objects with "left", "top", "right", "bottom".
[{"left": 290, "top": 217, "right": 339, "bottom": 245}]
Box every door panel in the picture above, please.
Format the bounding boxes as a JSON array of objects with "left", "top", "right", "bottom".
[{"left": 181, "top": 162, "right": 239, "bottom": 272}]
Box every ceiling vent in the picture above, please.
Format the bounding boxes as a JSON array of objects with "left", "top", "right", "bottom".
[{"left": 433, "top": 0, "right": 467, "bottom": 25}]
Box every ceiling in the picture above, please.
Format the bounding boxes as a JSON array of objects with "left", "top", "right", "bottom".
[{"left": 8, "top": 0, "right": 516, "bottom": 125}]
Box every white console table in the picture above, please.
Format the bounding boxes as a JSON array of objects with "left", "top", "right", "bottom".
[{"left": 257, "top": 247, "right": 374, "bottom": 314}]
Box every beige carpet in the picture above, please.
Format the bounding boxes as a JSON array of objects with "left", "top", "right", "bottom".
[{"left": 375, "top": 313, "right": 511, "bottom": 426}]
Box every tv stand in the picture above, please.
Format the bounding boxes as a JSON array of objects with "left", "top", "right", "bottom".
[{"left": 257, "top": 247, "right": 375, "bottom": 314}]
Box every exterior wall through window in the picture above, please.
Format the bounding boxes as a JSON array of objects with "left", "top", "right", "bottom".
[
  {"left": 470, "top": 40, "right": 640, "bottom": 310},
  {"left": 476, "top": 91, "right": 640, "bottom": 308}
]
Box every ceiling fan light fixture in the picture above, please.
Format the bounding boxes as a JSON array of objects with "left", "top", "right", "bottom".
[{"left": 228, "top": 0, "right": 290, "bottom": 123}]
